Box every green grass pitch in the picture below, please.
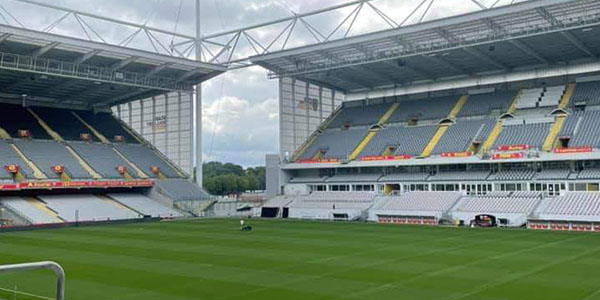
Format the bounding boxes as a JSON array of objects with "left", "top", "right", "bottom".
[{"left": 1, "top": 218, "right": 600, "bottom": 300}]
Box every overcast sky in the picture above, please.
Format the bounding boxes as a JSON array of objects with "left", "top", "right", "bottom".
[{"left": 4, "top": 0, "right": 522, "bottom": 167}]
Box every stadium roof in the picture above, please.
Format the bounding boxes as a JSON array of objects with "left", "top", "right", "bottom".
[
  {"left": 0, "top": 24, "right": 225, "bottom": 109},
  {"left": 251, "top": 0, "right": 600, "bottom": 92}
]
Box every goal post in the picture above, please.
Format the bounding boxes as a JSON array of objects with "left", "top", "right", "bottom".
[{"left": 0, "top": 261, "right": 65, "bottom": 300}]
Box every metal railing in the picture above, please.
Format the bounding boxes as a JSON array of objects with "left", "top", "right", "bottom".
[{"left": 0, "top": 261, "right": 65, "bottom": 300}]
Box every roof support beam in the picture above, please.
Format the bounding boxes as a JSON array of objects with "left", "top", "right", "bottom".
[
  {"left": 110, "top": 56, "right": 138, "bottom": 71},
  {"left": 30, "top": 41, "right": 60, "bottom": 58},
  {"left": 0, "top": 33, "right": 12, "bottom": 43},
  {"left": 436, "top": 28, "right": 509, "bottom": 71},
  {"left": 74, "top": 49, "right": 102, "bottom": 65},
  {"left": 536, "top": 7, "right": 596, "bottom": 58},
  {"left": 481, "top": 18, "right": 549, "bottom": 65},
  {"left": 319, "top": 49, "right": 393, "bottom": 85},
  {"left": 420, "top": 54, "right": 469, "bottom": 76},
  {"left": 145, "top": 62, "right": 173, "bottom": 77}
]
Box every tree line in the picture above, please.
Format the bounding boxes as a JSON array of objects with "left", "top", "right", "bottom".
[{"left": 202, "top": 161, "right": 266, "bottom": 196}]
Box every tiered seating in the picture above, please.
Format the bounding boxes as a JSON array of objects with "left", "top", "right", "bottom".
[
  {"left": 289, "top": 176, "right": 327, "bottom": 183},
  {"left": 429, "top": 171, "right": 490, "bottom": 181},
  {"left": 388, "top": 96, "right": 457, "bottom": 122},
  {"left": 32, "top": 107, "right": 93, "bottom": 141},
  {"left": 328, "top": 103, "right": 391, "bottom": 128},
  {"left": 536, "top": 169, "right": 571, "bottom": 180},
  {"left": 0, "top": 197, "right": 61, "bottom": 224},
  {"left": 458, "top": 91, "right": 515, "bottom": 117},
  {"left": 488, "top": 169, "right": 536, "bottom": 181},
  {"left": 0, "top": 140, "right": 34, "bottom": 180},
  {"left": 558, "top": 111, "right": 582, "bottom": 137},
  {"left": 154, "top": 179, "right": 208, "bottom": 201},
  {"left": 433, "top": 119, "right": 495, "bottom": 154},
  {"left": 13, "top": 140, "right": 90, "bottom": 179},
  {"left": 494, "top": 122, "right": 551, "bottom": 149},
  {"left": 459, "top": 191, "right": 541, "bottom": 213},
  {"left": 38, "top": 194, "right": 139, "bottom": 222},
  {"left": 373, "top": 192, "right": 461, "bottom": 218},
  {"left": 0, "top": 104, "right": 52, "bottom": 139},
  {"left": 379, "top": 172, "right": 430, "bottom": 182},
  {"left": 327, "top": 173, "right": 381, "bottom": 182},
  {"left": 116, "top": 144, "right": 180, "bottom": 178},
  {"left": 577, "top": 168, "right": 600, "bottom": 179},
  {"left": 288, "top": 191, "right": 376, "bottom": 219},
  {"left": 569, "top": 110, "right": 600, "bottom": 147},
  {"left": 76, "top": 111, "right": 138, "bottom": 143},
  {"left": 290, "top": 191, "right": 374, "bottom": 209},
  {"left": 361, "top": 125, "right": 437, "bottom": 157},
  {"left": 108, "top": 193, "right": 182, "bottom": 218},
  {"left": 537, "top": 192, "right": 600, "bottom": 220},
  {"left": 515, "top": 88, "right": 542, "bottom": 109},
  {"left": 263, "top": 195, "right": 295, "bottom": 208},
  {"left": 569, "top": 80, "right": 600, "bottom": 106},
  {"left": 69, "top": 142, "right": 133, "bottom": 179},
  {"left": 539, "top": 86, "right": 565, "bottom": 107},
  {"left": 300, "top": 128, "right": 365, "bottom": 160}
]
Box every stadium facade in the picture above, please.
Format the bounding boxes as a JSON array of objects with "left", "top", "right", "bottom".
[{"left": 259, "top": 0, "right": 600, "bottom": 231}]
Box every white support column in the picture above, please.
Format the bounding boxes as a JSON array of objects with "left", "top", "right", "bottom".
[{"left": 194, "top": 0, "right": 203, "bottom": 187}]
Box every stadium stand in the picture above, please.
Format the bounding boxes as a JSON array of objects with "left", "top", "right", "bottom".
[
  {"left": 370, "top": 192, "right": 461, "bottom": 221},
  {"left": 115, "top": 144, "right": 181, "bottom": 178},
  {"left": 569, "top": 80, "right": 600, "bottom": 106},
  {"left": 432, "top": 119, "right": 496, "bottom": 154},
  {"left": 0, "top": 104, "right": 52, "bottom": 139},
  {"left": 535, "top": 169, "right": 571, "bottom": 180},
  {"left": 534, "top": 192, "right": 600, "bottom": 222},
  {"left": 32, "top": 107, "right": 94, "bottom": 141},
  {"left": 379, "top": 171, "right": 430, "bottom": 182},
  {"left": 558, "top": 111, "right": 582, "bottom": 137},
  {"left": 327, "top": 173, "right": 382, "bottom": 182},
  {"left": 38, "top": 194, "right": 140, "bottom": 222},
  {"left": 568, "top": 110, "right": 600, "bottom": 147},
  {"left": 328, "top": 102, "right": 391, "bottom": 128},
  {"left": 0, "top": 140, "right": 34, "bottom": 180},
  {"left": 429, "top": 170, "right": 490, "bottom": 181},
  {"left": 153, "top": 179, "right": 208, "bottom": 201},
  {"left": 0, "top": 197, "right": 62, "bottom": 224},
  {"left": 69, "top": 142, "right": 134, "bottom": 179},
  {"left": 488, "top": 169, "right": 536, "bottom": 181},
  {"left": 289, "top": 176, "right": 327, "bottom": 183},
  {"left": 457, "top": 91, "right": 515, "bottom": 117},
  {"left": 300, "top": 128, "right": 366, "bottom": 160},
  {"left": 493, "top": 122, "right": 551, "bottom": 149},
  {"left": 451, "top": 191, "right": 542, "bottom": 226},
  {"left": 75, "top": 111, "right": 139, "bottom": 143},
  {"left": 13, "top": 140, "right": 90, "bottom": 179},
  {"left": 388, "top": 96, "right": 457, "bottom": 122},
  {"left": 360, "top": 124, "right": 437, "bottom": 157},
  {"left": 108, "top": 193, "right": 182, "bottom": 218},
  {"left": 577, "top": 168, "right": 600, "bottom": 179},
  {"left": 288, "top": 191, "right": 375, "bottom": 220}
]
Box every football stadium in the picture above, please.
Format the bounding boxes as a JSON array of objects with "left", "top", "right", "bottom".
[{"left": 1, "top": 0, "right": 600, "bottom": 299}]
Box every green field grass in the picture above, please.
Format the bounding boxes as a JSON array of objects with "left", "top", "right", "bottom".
[{"left": 1, "top": 219, "right": 600, "bottom": 300}]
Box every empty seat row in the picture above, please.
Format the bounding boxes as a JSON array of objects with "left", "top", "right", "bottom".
[
  {"left": 361, "top": 124, "right": 437, "bottom": 157},
  {"left": 493, "top": 122, "right": 551, "bottom": 149},
  {"left": 300, "top": 128, "right": 366, "bottom": 160}
]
